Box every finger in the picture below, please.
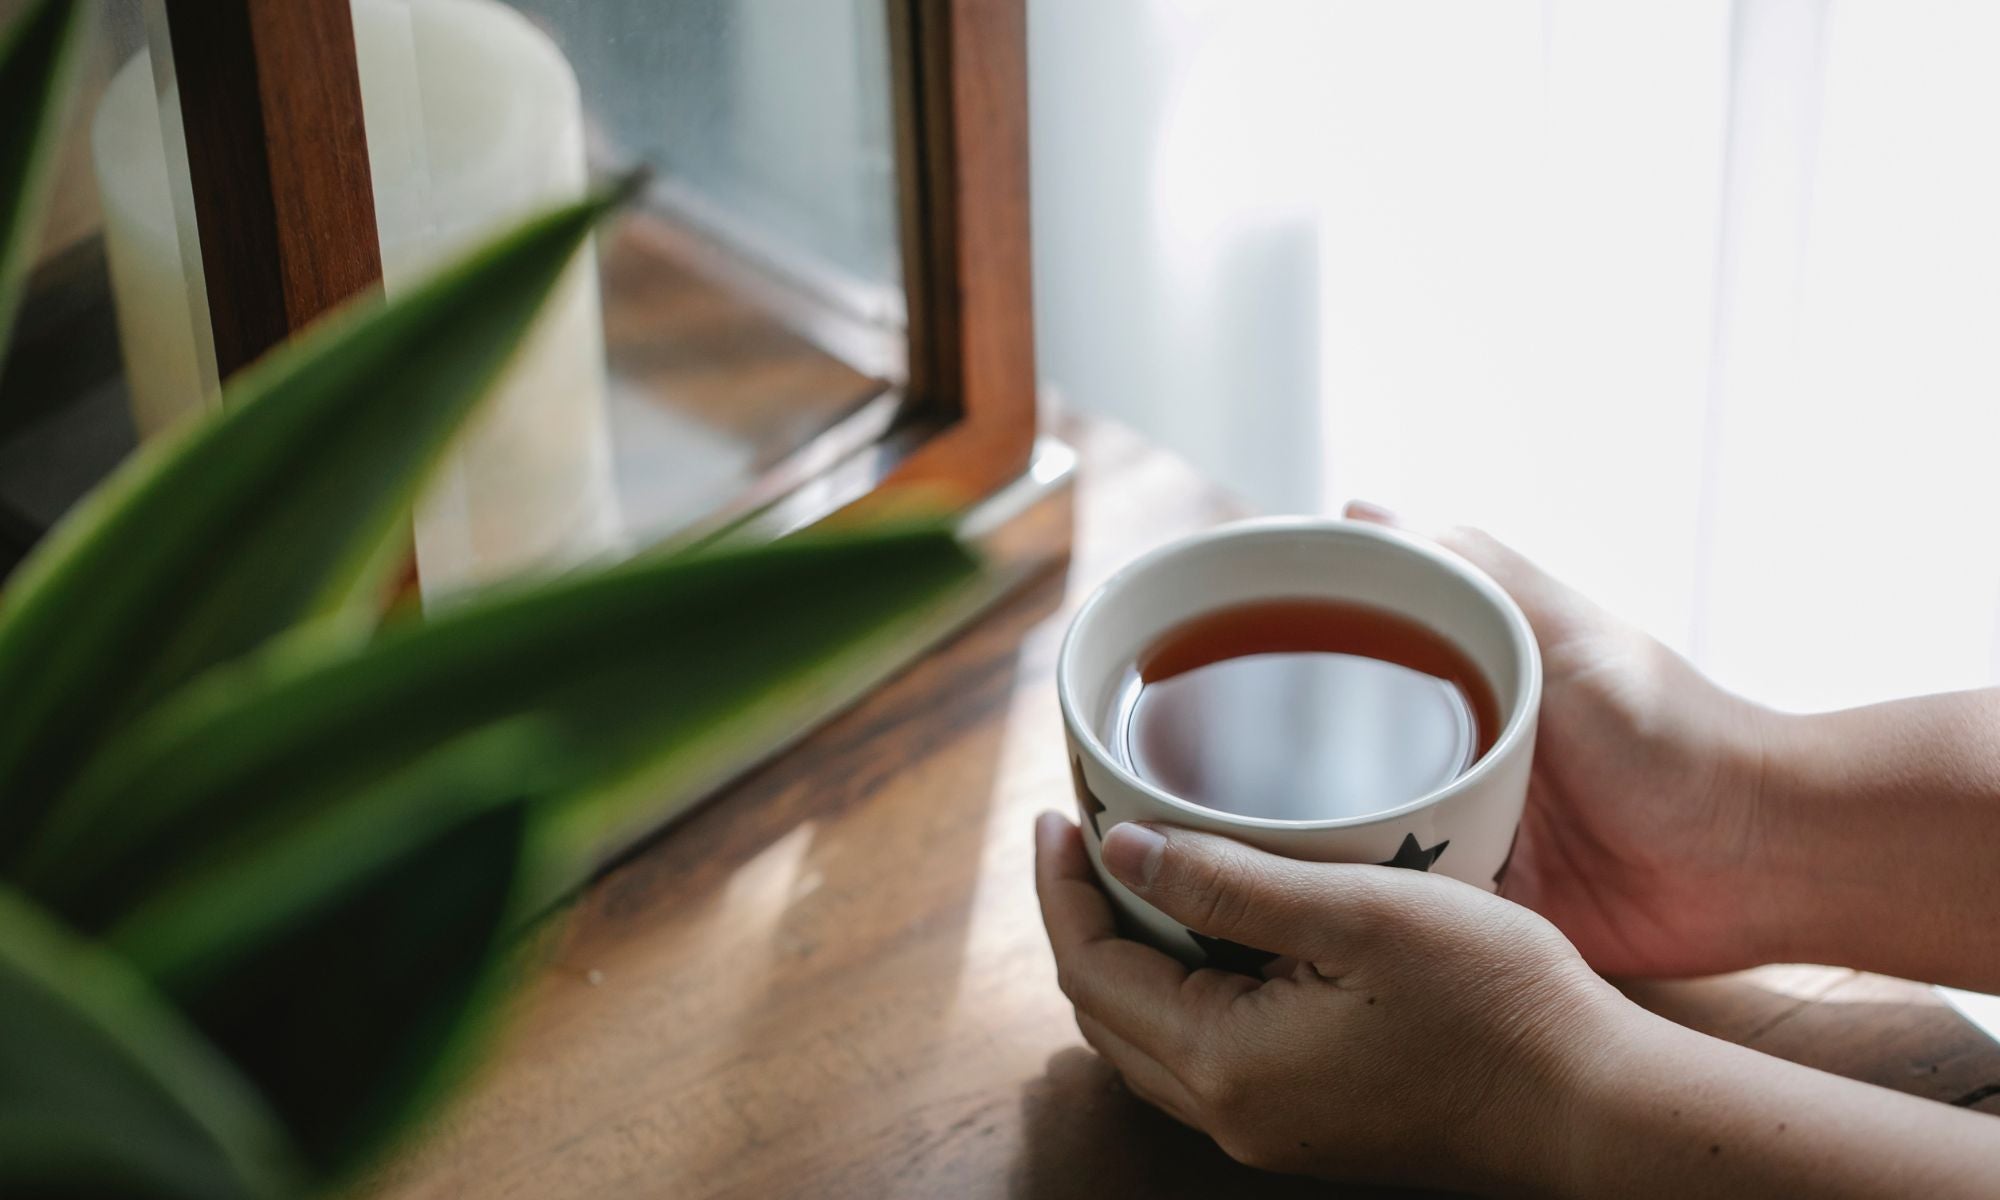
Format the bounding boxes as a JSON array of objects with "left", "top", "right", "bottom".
[
  {"left": 1075, "top": 1012, "right": 1201, "bottom": 1128},
  {"left": 1034, "top": 813, "right": 1250, "bottom": 1055},
  {"left": 1261, "top": 953, "right": 1304, "bottom": 981},
  {"left": 1343, "top": 498, "right": 1401, "bottom": 526},
  {"left": 1344, "top": 499, "right": 1547, "bottom": 601},
  {"left": 1344, "top": 499, "right": 1547, "bottom": 611},
  {"left": 1098, "top": 821, "right": 1422, "bottom": 965},
  {"left": 1433, "top": 527, "right": 1599, "bottom": 651},
  {"left": 1342, "top": 499, "right": 1593, "bottom": 650},
  {"left": 1034, "top": 810, "right": 1118, "bottom": 945}
]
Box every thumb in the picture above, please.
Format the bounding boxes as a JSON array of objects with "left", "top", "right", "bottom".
[{"left": 1100, "top": 822, "right": 1409, "bottom": 965}]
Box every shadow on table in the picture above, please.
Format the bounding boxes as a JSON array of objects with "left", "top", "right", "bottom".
[
  {"left": 365, "top": 560, "right": 1083, "bottom": 1197},
  {"left": 1008, "top": 1048, "right": 1449, "bottom": 1200}
]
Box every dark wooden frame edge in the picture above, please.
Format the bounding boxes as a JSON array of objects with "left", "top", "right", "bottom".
[{"left": 162, "top": 0, "right": 382, "bottom": 379}]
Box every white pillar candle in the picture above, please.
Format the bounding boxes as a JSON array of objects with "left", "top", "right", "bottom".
[
  {"left": 90, "top": 44, "right": 214, "bottom": 440},
  {"left": 92, "top": 0, "right": 623, "bottom": 598}
]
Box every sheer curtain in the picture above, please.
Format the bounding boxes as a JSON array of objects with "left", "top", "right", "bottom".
[{"left": 1031, "top": 0, "right": 2000, "bottom": 715}]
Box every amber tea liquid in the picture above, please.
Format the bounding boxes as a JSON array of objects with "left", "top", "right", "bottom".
[{"left": 1109, "top": 599, "right": 1499, "bottom": 821}]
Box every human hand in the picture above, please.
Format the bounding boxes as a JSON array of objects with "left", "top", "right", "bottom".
[
  {"left": 1034, "top": 813, "right": 1627, "bottom": 1191},
  {"left": 1344, "top": 502, "right": 1779, "bottom": 978}
]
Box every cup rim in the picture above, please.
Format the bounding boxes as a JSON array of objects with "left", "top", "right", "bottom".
[{"left": 1057, "top": 516, "right": 1542, "bottom": 832}]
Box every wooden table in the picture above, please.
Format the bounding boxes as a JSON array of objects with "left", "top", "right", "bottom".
[{"left": 375, "top": 420, "right": 2000, "bottom": 1199}]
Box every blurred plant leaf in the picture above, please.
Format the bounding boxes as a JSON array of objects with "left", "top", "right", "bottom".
[
  {"left": 107, "top": 719, "right": 567, "bottom": 990},
  {"left": 0, "top": 0, "right": 87, "bottom": 377},
  {"left": 91, "top": 721, "right": 569, "bottom": 1178},
  {"left": 0, "top": 885, "right": 297, "bottom": 1199},
  {"left": 0, "top": 190, "right": 619, "bottom": 856},
  {"left": 26, "top": 525, "right": 978, "bottom": 928}
]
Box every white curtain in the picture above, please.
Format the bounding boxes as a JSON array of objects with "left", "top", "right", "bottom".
[{"left": 1031, "top": 0, "right": 2000, "bottom": 714}]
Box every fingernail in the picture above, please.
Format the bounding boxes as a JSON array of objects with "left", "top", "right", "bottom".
[
  {"left": 1344, "top": 498, "right": 1399, "bottom": 525},
  {"left": 1034, "top": 811, "right": 1065, "bottom": 853},
  {"left": 1101, "top": 822, "right": 1167, "bottom": 889}
]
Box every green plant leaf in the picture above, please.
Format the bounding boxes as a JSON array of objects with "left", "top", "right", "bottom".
[
  {"left": 0, "top": 0, "right": 88, "bottom": 375},
  {"left": 0, "top": 885, "right": 297, "bottom": 1199},
  {"left": 0, "top": 190, "right": 620, "bottom": 855},
  {"left": 91, "top": 720, "right": 570, "bottom": 1179},
  {"left": 106, "top": 718, "right": 569, "bottom": 990},
  {"left": 26, "top": 525, "right": 978, "bottom": 928}
]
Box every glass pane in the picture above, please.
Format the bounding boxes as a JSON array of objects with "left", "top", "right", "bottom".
[
  {"left": 355, "top": 0, "right": 911, "bottom": 596},
  {"left": 67, "top": 0, "right": 910, "bottom": 600},
  {"left": 519, "top": 0, "right": 905, "bottom": 292},
  {"left": 0, "top": 0, "right": 167, "bottom": 571}
]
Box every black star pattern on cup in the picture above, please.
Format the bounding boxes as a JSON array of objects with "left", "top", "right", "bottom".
[
  {"left": 1069, "top": 754, "right": 1107, "bottom": 839},
  {"left": 1491, "top": 826, "right": 1520, "bottom": 888},
  {"left": 1376, "top": 832, "right": 1449, "bottom": 872},
  {"left": 1186, "top": 929, "right": 1278, "bottom": 975}
]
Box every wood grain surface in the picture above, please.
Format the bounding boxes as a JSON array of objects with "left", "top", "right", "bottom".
[{"left": 369, "top": 420, "right": 2000, "bottom": 1199}]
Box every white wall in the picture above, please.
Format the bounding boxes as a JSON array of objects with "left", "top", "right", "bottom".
[{"left": 1030, "top": 0, "right": 2000, "bottom": 712}]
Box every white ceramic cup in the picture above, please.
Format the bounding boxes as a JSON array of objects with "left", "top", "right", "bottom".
[{"left": 1057, "top": 517, "right": 1542, "bottom": 968}]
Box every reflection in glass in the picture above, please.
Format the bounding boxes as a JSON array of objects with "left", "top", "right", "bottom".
[
  {"left": 395, "top": 0, "right": 912, "bottom": 554},
  {"left": 355, "top": 0, "right": 622, "bottom": 595},
  {"left": 519, "top": 0, "right": 904, "bottom": 291},
  {"left": 86, "top": 0, "right": 912, "bottom": 597}
]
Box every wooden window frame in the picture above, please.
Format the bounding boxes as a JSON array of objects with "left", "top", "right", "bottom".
[
  {"left": 163, "top": 0, "right": 1038, "bottom": 522},
  {"left": 158, "top": 0, "right": 383, "bottom": 379},
  {"left": 885, "top": 0, "right": 1037, "bottom": 506}
]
